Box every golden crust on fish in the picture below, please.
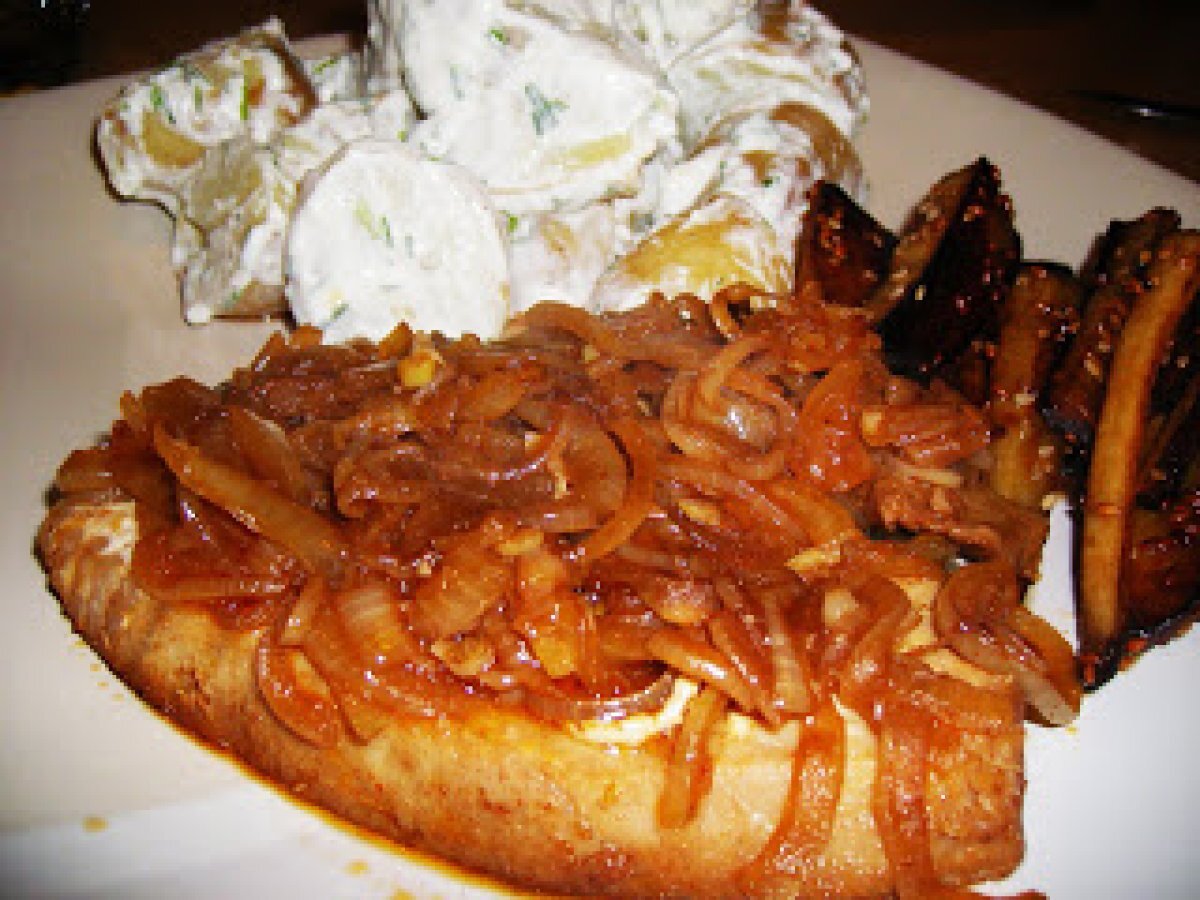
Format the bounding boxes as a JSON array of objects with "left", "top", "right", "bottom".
[{"left": 38, "top": 497, "right": 1024, "bottom": 898}]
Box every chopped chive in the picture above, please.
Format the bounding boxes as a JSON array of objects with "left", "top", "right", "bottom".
[
  {"left": 354, "top": 199, "right": 395, "bottom": 247},
  {"left": 312, "top": 56, "right": 338, "bottom": 75},
  {"left": 524, "top": 83, "right": 567, "bottom": 136},
  {"left": 149, "top": 83, "right": 177, "bottom": 125},
  {"left": 148, "top": 84, "right": 170, "bottom": 120},
  {"left": 448, "top": 64, "right": 465, "bottom": 101}
]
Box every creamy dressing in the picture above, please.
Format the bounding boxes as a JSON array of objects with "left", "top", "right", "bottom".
[
  {"left": 304, "top": 50, "right": 367, "bottom": 104},
  {"left": 712, "top": 104, "right": 864, "bottom": 254},
  {"left": 172, "top": 88, "right": 417, "bottom": 324},
  {"left": 592, "top": 194, "right": 791, "bottom": 311},
  {"left": 97, "top": 3, "right": 868, "bottom": 341},
  {"left": 97, "top": 20, "right": 311, "bottom": 207},
  {"left": 405, "top": 4, "right": 679, "bottom": 214},
  {"left": 612, "top": 0, "right": 754, "bottom": 69},
  {"left": 508, "top": 205, "right": 619, "bottom": 313},
  {"left": 666, "top": 5, "right": 867, "bottom": 147},
  {"left": 287, "top": 140, "right": 510, "bottom": 343}
]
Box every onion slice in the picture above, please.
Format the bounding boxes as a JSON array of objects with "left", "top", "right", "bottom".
[
  {"left": 154, "top": 426, "right": 348, "bottom": 583},
  {"left": 574, "top": 417, "right": 657, "bottom": 563},
  {"left": 279, "top": 577, "right": 326, "bottom": 647},
  {"left": 933, "top": 560, "right": 1080, "bottom": 726},
  {"left": 646, "top": 627, "right": 759, "bottom": 714},
  {"left": 524, "top": 670, "right": 676, "bottom": 723},
  {"left": 657, "top": 685, "right": 727, "bottom": 829},
  {"left": 761, "top": 590, "right": 812, "bottom": 716},
  {"left": 255, "top": 631, "right": 343, "bottom": 748},
  {"left": 872, "top": 702, "right": 937, "bottom": 899},
  {"left": 740, "top": 697, "right": 844, "bottom": 890},
  {"left": 227, "top": 405, "right": 314, "bottom": 506}
]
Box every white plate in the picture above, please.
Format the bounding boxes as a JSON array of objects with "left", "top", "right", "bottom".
[{"left": 2, "top": 36, "right": 1199, "bottom": 899}]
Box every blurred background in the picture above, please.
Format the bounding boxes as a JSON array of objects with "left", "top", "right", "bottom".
[{"left": 0, "top": 0, "right": 1196, "bottom": 182}]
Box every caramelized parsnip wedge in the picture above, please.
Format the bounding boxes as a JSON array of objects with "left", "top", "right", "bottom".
[
  {"left": 988, "top": 262, "right": 1083, "bottom": 508},
  {"left": 868, "top": 158, "right": 1021, "bottom": 389},
  {"left": 864, "top": 161, "right": 978, "bottom": 324},
  {"left": 1137, "top": 296, "right": 1200, "bottom": 507},
  {"left": 1079, "top": 231, "right": 1200, "bottom": 673},
  {"left": 794, "top": 180, "right": 896, "bottom": 308},
  {"left": 1043, "top": 208, "right": 1181, "bottom": 458}
]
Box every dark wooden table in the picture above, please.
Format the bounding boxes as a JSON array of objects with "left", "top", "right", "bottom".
[
  {"left": 821, "top": 0, "right": 1199, "bottom": 185},
  {"left": 4, "top": 0, "right": 1197, "bottom": 183}
]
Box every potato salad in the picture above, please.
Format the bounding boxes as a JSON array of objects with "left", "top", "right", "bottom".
[{"left": 96, "top": 1, "right": 867, "bottom": 341}]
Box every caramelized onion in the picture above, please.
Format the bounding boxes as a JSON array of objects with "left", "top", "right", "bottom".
[
  {"left": 301, "top": 610, "right": 458, "bottom": 727},
  {"left": 522, "top": 503, "right": 599, "bottom": 533},
  {"left": 646, "top": 627, "right": 758, "bottom": 714},
  {"left": 524, "top": 670, "right": 676, "bottom": 724},
  {"left": 695, "top": 333, "right": 773, "bottom": 409},
  {"left": 663, "top": 366, "right": 795, "bottom": 482},
  {"left": 761, "top": 590, "right": 812, "bottom": 716},
  {"left": 153, "top": 426, "right": 348, "bottom": 583},
  {"left": 933, "top": 561, "right": 1080, "bottom": 726},
  {"left": 872, "top": 703, "right": 937, "bottom": 899},
  {"left": 662, "top": 457, "right": 807, "bottom": 548},
  {"left": 457, "top": 362, "right": 543, "bottom": 422},
  {"left": 574, "top": 417, "right": 657, "bottom": 563},
  {"left": 895, "top": 659, "right": 1021, "bottom": 733},
  {"left": 409, "top": 535, "right": 512, "bottom": 642},
  {"left": 662, "top": 372, "right": 737, "bottom": 462},
  {"left": 740, "top": 697, "right": 844, "bottom": 890},
  {"left": 707, "top": 285, "right": 748, "bottom": 340},
  {"left": 766, "top": 478, "right": 859, "bottom": 547},
  {"left": 657, "top": 685, "right": 727, "bottom": 829},
  {"left": 255, "top": 631, "right": 343, "bottom": 748},
  {"left": 279, "top": 577, "right": 326, "bottom": 647},
  {"left": 334, "top": 580, "right": 426, "bottom": 668},
  {"left": 706, "top": 601, "right": 776, "bottom": 725},
  {"left": 838, "top": 575, "right": 914, "bottom": 716},
  {"left": 557, "top": 413, "right": 627, "bottom": 514},
  {"left": 74, "top": 264, "right": 1089, "bottom": 892},
  {"left": 793, "top": 358, "right": 875, "bottom": 492},
  {"left": 513, "top": 545, "right": 585, "bottom": 678},
  {"left": 721, "top": 371, "right": 798, "bottom": 481},
  {"left": 227, "top": 405, "right": 313, "bottom": 505},
  {"left": 142, "top": 574, "right": 290, "bottom": 602},
  {"left": 635, "top": 575, "right": 720, "bottom": 626},
  {"left": 516, "top": 300, "right": 708, "bottom": 370}
]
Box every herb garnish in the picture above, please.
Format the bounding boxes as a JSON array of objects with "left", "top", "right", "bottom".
[
  {"left": 354, "top": 199, "right": 394, "bottom": 247},
  {"left": 524, "top": 83, "right": 567, "bottom": 136}
]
